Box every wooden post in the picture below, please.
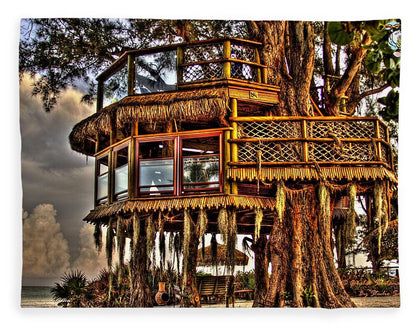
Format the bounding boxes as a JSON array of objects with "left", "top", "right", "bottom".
[
  {"left": 127, "top": 54, "right": 135, "bottom": 95},
  {"left": 95, "top": 133, "right": 100, "bottom": 154},
  {"left": 230, "top": 98, "right": 238, "bottom": 194},
  {"left": 96, "top": 80, "right": 104, "bottom": 111},
  {"left": 108, "top": 150, "right": 114, "bottom": 204},
  {"left": 223, "top": 130, "right": 231, "bottom": 194},
  {"left": 128, "top": 138, "right": 135, "bottom": 199},
  {"left": 374, "top": 120, "right": 382, "bottom": 161},
  {"left": 301, "top": 119, "right": 309, "bottom": 162},
  {"left": 223, "top": 40, "right": 231, "bottom": 79},
  {"left": 131, "top": 121, "right": 139, "bottom": 136},
  {"left": 254, "top": 48, "right": 262, "bottom": 83},
  {"left": 177, "top": 46, "right": 184, "bottom": 85}
]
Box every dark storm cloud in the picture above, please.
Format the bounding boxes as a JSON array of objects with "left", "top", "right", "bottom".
[{"left": 20, "top": 74, "right": 96, "bottom": 269}]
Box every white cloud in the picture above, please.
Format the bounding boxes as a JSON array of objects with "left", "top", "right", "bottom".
[{"left": 22, "top": 204, "right": 71, "bottom": 279}]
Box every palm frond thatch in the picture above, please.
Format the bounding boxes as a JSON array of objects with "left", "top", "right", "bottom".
[{"left": 69, "top": 88, "right": 229, "bottom": 154}]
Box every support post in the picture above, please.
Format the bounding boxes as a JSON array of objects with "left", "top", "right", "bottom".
[
  {"left": 223, "top": 40, "right": 231, "bottom": 79},
  {"left": 127, "top": 54, "right": 135, "bottom": 95},
  {"left": 301, "top": 119, "right": 309, "bottom": 162},
  {"left": 177, "top": 46, "right": 184, "bottom": 84},
  {"left": 230, "top": 98, "right": 238, "bottom": 194}
]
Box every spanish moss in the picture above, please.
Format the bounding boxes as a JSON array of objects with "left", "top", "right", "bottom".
[
  {"left": 254, "top": 207, "right": 263, "bottom": 242},
  {"left": 182, "top": 209, "right": 192, "bottom": 290},
  {"left": 116, "top": 215, "right": 125, "bottom": 284},
  {"left": 276, "top": 179, "right": 286, "bottom": 223},
  {"left": 146, "top": 214, "right": 155, "bottom": 270},
  {"left": 94, "top": 223, "right": 102, "bottom": 252}
]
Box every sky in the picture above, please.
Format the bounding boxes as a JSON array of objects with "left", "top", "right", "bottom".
[{"left": 20, "top": 74, "right": 108, "bottom": 285}]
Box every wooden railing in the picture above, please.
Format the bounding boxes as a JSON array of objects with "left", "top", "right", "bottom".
[
  {"left": 96, "top": 38, "right": 267, "bottom": 110},
  {"left": 228, "top": 116, "right": 393, "bottom": 169}
]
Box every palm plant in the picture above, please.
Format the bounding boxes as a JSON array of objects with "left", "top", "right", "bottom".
[{"left": 50, "top": 270, "right": 92, "bottom": 307}]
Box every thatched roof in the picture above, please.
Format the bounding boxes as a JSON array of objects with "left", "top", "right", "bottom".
[
  {"left": 228, "top": 166, "right": 397, "bottom": 183},
  {"left": 69, "top": 87, "right": 230, "bottom": 155},
  {"left": 83, "top": 194, "right": 277, "bottom": 223},
  {"left": 197, "top": 244, "right": 249, "bottom": 266}
]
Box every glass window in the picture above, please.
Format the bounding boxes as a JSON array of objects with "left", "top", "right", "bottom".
[
  {"left": 96, "top": 155, "right": 109, "bottom": 204},
  {"left": 114, "top": 146, "right": 129, "bottom": 200},
  {"left": 134, "top": 51, "right": 177, "bottom": 94},
  {"left": 138, "top": 139, "right": 175, "bottom": 195},
  {"left": 103, "top": 64, "right": 128, "bottom": 108},
  {"left": 181, "top": 136, "right": 220, "bottom": 193}
]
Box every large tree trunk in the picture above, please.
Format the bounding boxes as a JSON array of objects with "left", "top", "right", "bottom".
[
  {"left": 250, "top": 21, "right": 355, "bottom": 308},
  {"left": 252, "top": 234, "right": 269, "bottom": 307},
  {"left": 129, "top": 215, "right": 153, "bottom": 307},
  {"left": 180, "top": 210, "right": 201, "bottom": 307}
]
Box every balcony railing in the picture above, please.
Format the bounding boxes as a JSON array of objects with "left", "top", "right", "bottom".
[
  {"left": 96, "top": 38, "right": 266, "bottom": 110},
  {"left": 228, "top": 116, "right": 393, "bottom": 169}
]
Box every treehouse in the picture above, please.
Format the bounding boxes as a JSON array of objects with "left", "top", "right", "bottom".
[
  {"left": 69, "top": 37, "right": 397, "bottom": 306},
  {"left": 70, "top": 37, "right": 395, "bottom": 235}
]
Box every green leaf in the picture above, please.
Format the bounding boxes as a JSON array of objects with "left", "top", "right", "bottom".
[
  {"left": 327, "top": 22, "right": 355, "bottom": 45},
  {"left": 365, "top": 51, "right": 382, "bottom": 73}
]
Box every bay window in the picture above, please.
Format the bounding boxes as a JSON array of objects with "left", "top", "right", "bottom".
[{"left": 95, "top": 130, "right": 223, "bottom": 204}]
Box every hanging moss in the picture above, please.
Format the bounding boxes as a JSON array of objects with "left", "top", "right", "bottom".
[
  {"left": 94, "top": 223, "right": 102, "bottom": 252},
  {"left": 226, "top": 209, "right": 237, "bottom": 273},
  {"left": 254, "top": 207, "right": 263, "bottom": 242},
  {"left": 105, "top": 217, "right": 115, "bottom": 302},
  {"left": 276, "top": 179, "right": 286, "bottom": 223},
  {"left": 318, "top": 182, "right": 331, "bottom": 225},
  {"left": 198, "top": 209, "right": 208, "bottom": 239},
  {"left": 159, "top": 232, "right": 166, "bottom": 270},
  {"left": 146, "top": 214, "right": 155, "bottom": 270},
  {"left": 131, "top": 210, "right": 140, "bottom": 260},
  {"left": 210, "top": 233, "right": 218, "bottom": 273},
  {"left": 346, "top": 183, "right": 357, "bottom": 248},
  {"left": 182, "top": 209, "right": 192, "bottom": 290},
  {"left": 218, "top": 208, "right": 229, "bottom": 246},
  {"left": 174, "top": 232, "right": 182, "bottom": 275},
  {"left": 106, "top": 217, "right": 114, "bottom": 270},
  {"left": 198, "top": 209, "right": 208, "bottom": 260},
  {"left": 374, "top": 180, "right": 389, "bottom": 254},
  {"left": 116, "top": 215, "right": 125, "bottom": 284}
]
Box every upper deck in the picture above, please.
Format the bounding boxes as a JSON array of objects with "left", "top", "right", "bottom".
[{"left": 96, "top": 37, "right": 276, "bottom": 111}]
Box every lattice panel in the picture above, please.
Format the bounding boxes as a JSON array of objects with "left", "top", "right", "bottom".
[
  {"left": 237, "top": 121, "right": 302, "bottom": 139},
  {"left": 238, "top": 142, "right": 303, "bottom": 162},
  {"left": 230, "top": 43, "right": 257, "bottom": 62},
  {"left": 231, "top": 63, "right": 258, "bottom": 81},
  {"left": 183, "top": 43, "right": 223, "bottom": 63},
  {"left": 380, "top": 143, "right": 391, "bottom": 163},
  {"left": 182, "top": 63, "right": 223, "bottom": 82},
  {"left": 309, "top": 142, "right": 376, "bottom": 162},
  {"left": 307, "top": 121, "right": 375, "bottom": 139},
  {"left": 379, "top": 125, "right": 387, "bottom": 140}
]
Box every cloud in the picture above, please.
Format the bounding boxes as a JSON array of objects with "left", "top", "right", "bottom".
[
  {"left": 22, "top": 204, "right": 71, "bottom": 280},
  {"left": 72, "top": 223, "right": 107, "bottom": 280},
  {"left": 20, "top": 73, "right": 96, "bottom": 262}
]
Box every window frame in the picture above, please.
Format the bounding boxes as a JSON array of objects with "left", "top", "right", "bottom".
[
  {"left": 179, "top": 132, "right": 223, "bottom": 195},
  {"left": 95, "top": 151, "right": 111, "bottom": 206},
  {"left": 135, "top": 136, "right": 177, "bottom": 197},
  {"left": 112, "top": 141, "right": 130, "bottom": 201}
]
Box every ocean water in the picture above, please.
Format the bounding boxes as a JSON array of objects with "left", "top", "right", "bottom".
[{"left": 21, "top": 286, "right": 57, "bottom": 308}]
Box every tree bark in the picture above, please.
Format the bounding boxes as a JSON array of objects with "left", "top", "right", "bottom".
[
  {"left": 252, "top": 234, "right": 269, "bottom": 307},
  {"left": 250, "top": 21, "right": 355, "bottom": 308},
  {"left": 129, "top": 217, "right": 153, "bottom": 307},
  {"left": 181, "top": 211, "right": 201, "bottom": 307}
]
